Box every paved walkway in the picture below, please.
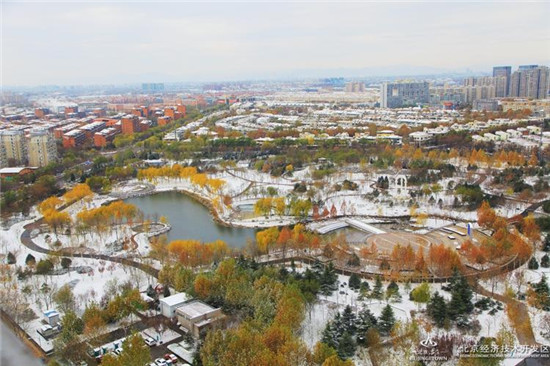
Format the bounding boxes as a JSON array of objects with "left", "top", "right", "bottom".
[
  {"left": 20, "top": 219, "right": 159, "bottom": 278},
  {"left": 474, "top": 282, "right": 539, "bottom": 346}
]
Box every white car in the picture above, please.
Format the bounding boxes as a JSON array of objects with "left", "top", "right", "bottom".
[
  {"left": 144, "top": 337, "right": 156, "bottom": 347},
  {"left": 114, "top": 348, "right": 123, "bottom": 356},
  {"left": 155, "top": 358, "right": 167, "bottom": 366}
]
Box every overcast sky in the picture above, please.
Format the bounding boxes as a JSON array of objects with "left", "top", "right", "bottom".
[{"left": 2, "top": 1, "right": 549, "bottom": 86}]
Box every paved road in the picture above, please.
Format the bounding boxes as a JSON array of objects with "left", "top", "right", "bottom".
[{"left": 0, "top": 322, "right": 45, "bottom": 366}]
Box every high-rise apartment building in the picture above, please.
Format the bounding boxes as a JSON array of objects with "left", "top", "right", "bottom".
[
  {"left": 519, "top": 65, "right": 539, "bottom": 71},
  {"left": 345, "top": 82, "right": 366, "bottom": 92},
  {"left": 380, "top": 82, "right": 430, "bottom": 108},
  {"left": 492, "top": 66, "right": 511, "bottom": 97},
  {"left": 28, "top": 129, "right": 57, "bottom": 167},
  {"left": 509, "top": 66, "right": 549, "bottom": 99},
  {"left": 0, "top": 130, "right": 27, "bottom": 167}
]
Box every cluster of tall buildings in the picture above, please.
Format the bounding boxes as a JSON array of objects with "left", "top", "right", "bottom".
[
  {"left": 382, "top": 65, "right": 549, "bottom": 109},
  {"left": 464, "top": 65, "right": 548, "bottom": 101},
  {"left": 0, "top": 128, "right": 57, "bottom": 168},
  {"left": 0, "top": 102, "right": 189, "bottom": 168}
]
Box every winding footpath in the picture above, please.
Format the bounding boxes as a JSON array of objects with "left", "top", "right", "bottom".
[{"left": 20, "top": 219, "right": 159, "bottom": 278}]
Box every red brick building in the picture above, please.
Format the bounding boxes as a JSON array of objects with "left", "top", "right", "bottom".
[
  {"left": 158, "top": 116, "right": 172, "bottom": 126},
  {"left": 93, "top": 127, "right": 119, "bottom": 147},
  {"left": 121, "top": 115, "right": 140, "bottom": 134},
  {"left": 62, "top": 129, "right": 86, "bottom": 148}
]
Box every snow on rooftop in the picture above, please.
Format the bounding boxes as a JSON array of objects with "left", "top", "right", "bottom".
[
  {"left": 0, "top": 167, "right": 35, "bottom": 174},
  {"left": 159, "top": 292, "right": 191, "bottom": 307},
  {"left": 176, "top": 300, "right": 217, "bottom": 319}
]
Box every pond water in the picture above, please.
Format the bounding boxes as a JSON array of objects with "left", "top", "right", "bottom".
[{"left": 125, "top": 191, "right": 257, "bottom": 248}]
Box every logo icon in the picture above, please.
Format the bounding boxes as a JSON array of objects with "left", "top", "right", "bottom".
[{"left": 420, "top": 335, "right": 438, "bottom": 348}]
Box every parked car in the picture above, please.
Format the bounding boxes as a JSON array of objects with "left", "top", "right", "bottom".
[
  {"left": 155, "top": 358, "right": 167, "bottom": 366},
  {"left": 144, "top": 337, "right": 156, "bottom": 347},
  {"left": 114, "top": 348, "right": 123, "bottom": 356},
  {"left": 164, "top": 353, "right": 178, "bottom": 363}
]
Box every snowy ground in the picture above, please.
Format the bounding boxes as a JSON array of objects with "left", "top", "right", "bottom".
[{"left": 293, "top": 263, "right": 507, "bottom": 351}]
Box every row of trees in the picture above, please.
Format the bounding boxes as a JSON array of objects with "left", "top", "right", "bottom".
[
  {"left": 321, "top": 304, "right": 395, "bottom": 360},
  {"left": 39, "top": 184, "right": 94, "bottom": 234},
  {"left": 76, "top": 201, "right": 138, "bottom": 236},
  {"left": 137, "top": 164, "right": 226, "bottom": 193},
  {"left": 167, "top": 239, "right": 230, "bottom": 267},
  {"left": 469, "top": 201, "right": 538, "bottom": 266},
  {"left": 255, "top": 225, "right": 320, "bottom": 256}
]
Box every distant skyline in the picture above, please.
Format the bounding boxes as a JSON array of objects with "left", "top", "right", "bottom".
[{"left": 2, "top": 1, "right": 549, "bottom": 87}]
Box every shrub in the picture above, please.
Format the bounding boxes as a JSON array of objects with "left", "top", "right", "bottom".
[
  {"left": 36, "top": 259, "right": 54, "bottom": 274},
  {"left": 7, "top": 252, "right": 16, "bottom": 264},
  {"left": 541, "top": 254, "right": 550, "bottom": 268},
  {"left": 61, "top": 257, "right": 72, "bottom": 269},
  {"left": 25, "top": 254, "right": 36, "bottom": 267},
  {"left": 528, "top": 257, "right": 539, "bottom": 270}
]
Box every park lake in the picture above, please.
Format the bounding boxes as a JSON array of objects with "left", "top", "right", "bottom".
[{"left": 125, "top": 191, "right": 257, "bottom": 248}]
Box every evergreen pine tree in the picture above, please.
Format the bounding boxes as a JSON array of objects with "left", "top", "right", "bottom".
[
  {"left": 163, "top": 285, "right": 171, "bottom": 298},
  {"left": 348, "top": 273, "right": 361, "bottom": 290},
  {"left": 322, "top": 322, "right": 339, "bottom": 349},
  {"left": 543, "top": 236, "right": 550, "bottom": 252},
  {"left": 320, "top": 263, "right": 338, "bottom": 295},
  {"left": 304, "top": 268, "right": 317, "bottom": 282},
  {"left": 146, "top": 284, "right": 156, "bottom": 299},
  {"left": 448, "top": 270, "right": 473, "bottom": 319},
  {"left": 533, "top": 276, "right": 550, "bottom": 310},
  {"left": 528, "top": 257, "right": 539, "bottom": 270},
  {"left": 312, "top": 259, "right": 324, "bottom": 276},
  {"left": 356, "top": 308, "right": 377, "bottom": 345},
  {"left": 371, "top": 276, "right": 383, "bottom": 300},
  {"left": 341, "top": 305, "right": 357, "bottom": 335},
  {"left": 427, "top": 291, "right": 448, "bottom": 327},
  {"left": 386, "top": 280, "right": 400, "bottom": 302},
  {"left": 332, "top": 312, "right": 345, "bottom": 338},
  {"left": 337, "top": 332, "right": 356, "bottom": 359},
  {"left": 377, "top": 305, "right": 395, "bottom": 336},
  {"left": 541, "top": 254, "right": 550, "bottom": 268}
]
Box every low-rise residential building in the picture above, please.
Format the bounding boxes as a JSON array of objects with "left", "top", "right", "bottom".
[
  {"left": 527, "top": 125, "right": 542, "bottom": 135},
  {"left": 62, "top": 129, "right": 86, "bottom": 148},
  {"left": 93, "top": 127, "right": 119, "bottom": 148},
  {"left": 0, "top": 166, "right": 36, "bottom": 178},
  {"left": 80, "top": 121, "right": 106, "bottom": 139},
  {"left": 483, "top": 133, "right": 498, "bottom": 141},
  {"left": 54, "top": 123, "right": 81, "bottom": 139},
  {"left": 159, "top": 293, "right": 192, "bottom": 319},
  {"left": 158, "top": 116, "right": 172, "bottom": 126},
  {"left": 175, "top": 300, "right": 225, "bottom": 338},
  {"left": 494, "top": 131, "right": 509, "bottom": 141},
  {"left": 121, "top": 115, "right": 141, "bottom": 134},
  {"left": 409, "top": 131, "right": 433, "bottom": 146}
]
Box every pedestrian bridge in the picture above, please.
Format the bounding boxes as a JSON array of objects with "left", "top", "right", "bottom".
[{"left": 316, "top": 219, "right": 387, "bottom": 235}]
